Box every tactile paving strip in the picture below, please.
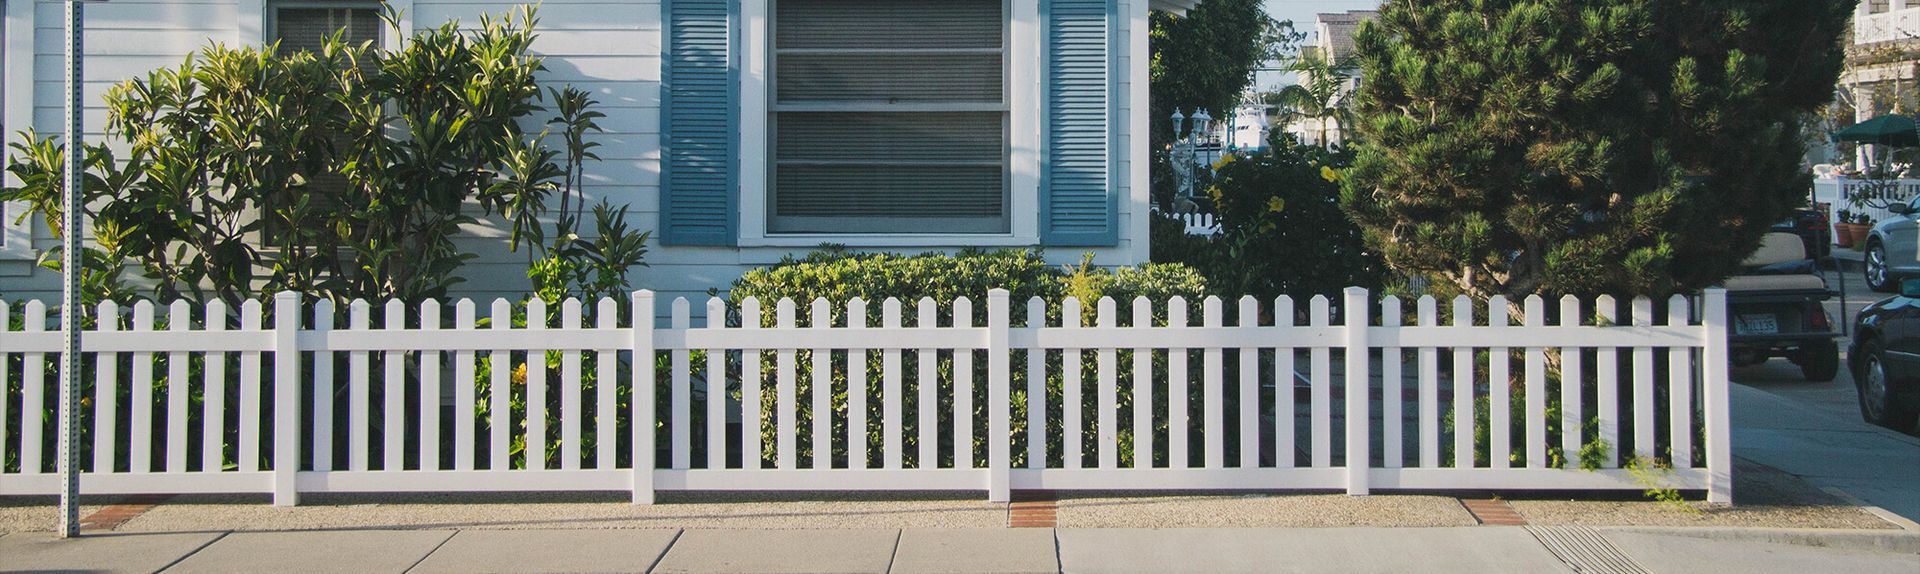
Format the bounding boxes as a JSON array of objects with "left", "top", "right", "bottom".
[{"left": 1526, "top": 525, "right": 1653, "bottom": 574}]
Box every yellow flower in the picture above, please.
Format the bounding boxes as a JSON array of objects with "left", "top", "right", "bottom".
[
  {"left": 1320, "top": 165, "right": 1341, "bottom": 183},
  {"left": 1266, "top": 196, "right": 1287, "bottom": 214},
  {"left": 512, "top": 363, "right": 528, "bottom": 386}
]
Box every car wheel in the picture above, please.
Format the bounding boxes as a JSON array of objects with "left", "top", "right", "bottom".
[
  {"left": 1799, "top": 339, "right": 1840, "bottom": 382},
  {"left": 1865, "top": 241, "right": 1896, "bottom": 293},
  {"left": 1856, "top": 339, "right": 1920, "bottom": 431}
]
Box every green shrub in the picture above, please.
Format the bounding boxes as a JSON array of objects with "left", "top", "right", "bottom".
[{"left": 721, "top": 249, "right": 1211, "bottom": 469}]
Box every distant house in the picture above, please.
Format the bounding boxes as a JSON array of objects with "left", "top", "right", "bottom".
[
  {"left": 0, "top": 0, "right": 1201, "bottom": 303},
  {"left": 1284, "top": 9, "right": 1374, "bottom": 147},
  {"left": 1838, "top": 1, "right": 1920, "bottom": 169}
]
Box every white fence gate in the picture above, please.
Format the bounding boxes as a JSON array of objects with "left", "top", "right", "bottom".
[{"left": 0, "top": 289, "right": 1731, "bottom": 505}]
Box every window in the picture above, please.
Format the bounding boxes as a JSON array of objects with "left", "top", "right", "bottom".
[
  {"left": 272, "top": 5, "right": 381, "bottom": 53},
  {"left": 770, "top": 0, "right": 1008, "bottom": 234}
]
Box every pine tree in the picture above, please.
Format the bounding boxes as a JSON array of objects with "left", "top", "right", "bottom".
[{"left": 1340, "top": 0, "right": 1852, "bottom": 299}]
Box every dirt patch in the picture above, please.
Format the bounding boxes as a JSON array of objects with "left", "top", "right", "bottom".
[{"left": 1055, "top": 493, "right": 1477, "bottom": 528}]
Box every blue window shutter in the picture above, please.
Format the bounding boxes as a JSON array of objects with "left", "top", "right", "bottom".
[
  {"left": 661, "top": 0, "right": 738, "bottom": 246},
  {"left": 1042, "top": 0, "right": 1116, "bottom": 247}
]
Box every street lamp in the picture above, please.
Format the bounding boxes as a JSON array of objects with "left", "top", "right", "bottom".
[{"left": 1169, "top": 107, "right": 1214, "bottom": 212}]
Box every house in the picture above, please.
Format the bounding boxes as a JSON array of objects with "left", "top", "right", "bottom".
[
  {"left": 0, "top": 0, "right": 1200, "bottom": 304},
  {"left": 1837, "top": 1, "right": 1920, "bottom": 169},
  {"left": 1283, "top": 9, "right": 1372, "bottom": 147}
]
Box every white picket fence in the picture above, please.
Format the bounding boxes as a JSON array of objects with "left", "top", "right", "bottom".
[
  {"left": 1172, "top": 213, "right": 1223, "bottom": 236},
  {"left": 0, "top": 288, "right": 1732, "bottom": 505}
]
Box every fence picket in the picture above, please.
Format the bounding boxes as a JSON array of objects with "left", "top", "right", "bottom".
[
  {"left": 1168, "top": 297, "right": 1189, "bottom": 468},
  {"left": 130, "top": 300, "right": 153, "bottom": 474},
  {"left": 848, "top": 298, "right": 869, "bottom": 469},
  {"left": 204, "top": 300, "right": 229, "bottom": 473},
  {"left": 1063, "top": 297, "right": 1084, "bottom": 469},
  {"left": 527, "top": 299, "right": 549, "bottom": 471},
  {"left": 384, "top": 299, "right": 406, "bottom": 471},
  {"left": 420, "top": 300, "right": 442, "bottom": 471},
  {"left": 1595, "top": 295, "right": 1620, "bottom": 469},
  {"left": 1203, "top": 297, "right": 1225, "bottom": 469},
  {"left": 453, "top": 300, "right": 477, "bottom": 471},
  {"left": 94, "top": 302, "right": 120, "bottom": 473},
  {"left": 348, "top": 300, "right": 371, "bottom": 472},
  {"left": 1097, "top": 297, "right": 1119, "bottom": 469},
  {"left": 1668, "top": 295, "right": 1693, "bottom": 468},
  {"left": 1382, "top": 296, "right": 1403, "bottom": 469},
  {"left": 167, "top": 300, "right": 191, "bottom": 474},
  {"left": 1559, "top": 296, "right": 1583, "bottom": 469},
  {"left": 709, "top": 298, "right": 730, "bottom": 470},
  {"left": 596, "top": 298, "right": 619, "bottom": 469},
  {"left": 1238, "top": 296, "right": 1260, "bottom": 469},
  {"left": 1132, "top": 297, "right": 1153, "bottom": 469},
  {"left": 1524, "top": 296, "right": 1547, "bottom": 469},
  {"left": 811, "top": 298, "right": 832, "bottom": 469},
  {"left": 1632, "top": 297, "right": 1656, "bottom": 461},
  {"left": 916, "top": 298, "right": 938, "bottom": 469},
  {"left": 0, "top": 301, "right": 9, "bottom": 472},
  {"left": 673, "top": 298, "right": 694, "bottom": 469},
  {"left": 23, "top": 301, "right": 47, "bottom": 473},
  {"left": 1451, "top": 296, "right": 1474, "bottom": 469},
  {"left": 1274, "top": 296, "right": 1296, "bottom": 469},
  {"left": 1026, "top": 297, "right": 1047, "bottom": 469},
  {"left": 1488, "top": 296, "right": 1511, "bottom": 470},
  {"left": 1309, "top": 296, "right": 1330, "bottom": 468},
  {"left": 1417, "top": 296, "right": 1438, "bottom": 468},
  {"left": 562, "top": 298, "right": 584, "bottom": 471},
  {"left": 775, "top": 298, "right": 797, "bottom": 469},
  {"left": 742, "top": 297, "right": 764, "bottom": 470},
  {"left": 954, "top": 297, "right": 975, "bottom": 469},
  {"left": 882, "top": 298, "right": 902, "bottom": 469},
  {"left": 489, "top": 298, "right": 512, "bottom": 470},
  {"left": 632, "top": 291, "right": 658, "bottom": 503},
  {"left": 240, "top": 300, "right": 263, "bottom": 473}
]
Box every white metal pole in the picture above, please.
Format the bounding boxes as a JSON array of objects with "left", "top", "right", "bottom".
[{"left": 57, "top": 0, "right": 86, "bottom": 538}]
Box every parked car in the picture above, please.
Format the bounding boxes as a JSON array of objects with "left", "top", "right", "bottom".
[
  {"left": 1863, "top": 197, "right": 1920, "bottom": 292},
  {"left": 1848, "top": 279, "right": 1920, "bottom": 431},
  {"left": 1772, "top": 207, "right": 1831, "bottom": 261}
]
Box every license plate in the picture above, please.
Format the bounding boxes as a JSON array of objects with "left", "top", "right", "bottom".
[{"left": 1738, "top": 314, "right": 1780, "bottom": 335}]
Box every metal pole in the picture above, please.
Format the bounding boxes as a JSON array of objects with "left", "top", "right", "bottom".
[{"left": 57, "top": 0, "right": 85, "bottom": 538}]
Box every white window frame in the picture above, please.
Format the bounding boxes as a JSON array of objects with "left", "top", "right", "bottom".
[
  {"left": 0, "top": 0, "right": 34, "bottom": 260},
  {"left": 737, "top": 0, "right": 1042, "bottom": 247}
]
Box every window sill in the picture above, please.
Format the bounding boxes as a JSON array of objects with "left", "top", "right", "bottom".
[{"left": 738, "top": 234, "right": 1041, "bottom": 248}]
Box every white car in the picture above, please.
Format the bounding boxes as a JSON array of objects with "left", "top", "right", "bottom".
[{"left": 1865, "top": 197, "right": 1920, "bottom": 292}]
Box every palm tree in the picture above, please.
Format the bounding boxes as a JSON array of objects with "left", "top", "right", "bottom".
[{"left": 1271, "top": 50, "right": 1357, "bottom": 147}]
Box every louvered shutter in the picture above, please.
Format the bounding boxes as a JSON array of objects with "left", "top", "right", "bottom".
[
  {"left": 770, "top": 0, "right": 1007, "bottom": 234},
  {"left": 1042, "top": 0, "right": 1116, "bottom": 246},
  {"left": 662, "top": 0, "right": 738, "bottom": 245}
]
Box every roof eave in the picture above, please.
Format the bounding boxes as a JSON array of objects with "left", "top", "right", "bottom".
[{"left": 1150, "top": 0, "right": 1202, "bottom": 16}]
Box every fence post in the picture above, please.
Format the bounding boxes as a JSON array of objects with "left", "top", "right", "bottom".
[
  {"left": 1701, "top": 288, "right": 1732, "bottom": 505},
  {"left": 987, "top": 289, "right": 1011, "bottom": 502},
  {"left": 631, "top": 290, "right": 657, "bottom": 504},
  {"left": 271, "top": 291, "right": 302, "bottom": 506},
  {"left": 1343, "top": 287, "right": 1371, "bottom": 495}
]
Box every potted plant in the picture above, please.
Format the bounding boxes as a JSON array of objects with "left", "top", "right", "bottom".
[{"left": 1836, "top": 209, "right": 1862, "bottom": 247}]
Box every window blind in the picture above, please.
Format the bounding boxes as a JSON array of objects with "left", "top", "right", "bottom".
[
  {"left": 274, "top": 7, "right": 380, "bottom": 53},
  {"left": 770, "top": 0, "right": 1007, "bottom": 234}
]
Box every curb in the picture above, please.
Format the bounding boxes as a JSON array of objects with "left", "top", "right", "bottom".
[{"left": 1598, "top": 526, "right": 1920, "bottom": 555}]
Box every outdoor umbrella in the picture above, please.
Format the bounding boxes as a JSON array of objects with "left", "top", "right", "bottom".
[{"left": 1833, "top": 114, "right": 1920, "bottom": 147}]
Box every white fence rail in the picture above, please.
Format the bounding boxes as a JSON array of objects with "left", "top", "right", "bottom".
[
  {"left": 1815, "top": 178, "right": 1920, "bottom": 232},
  {"left": 0, "top": 289, "right": 1732, "bottom": 505},
  {"left": 1171, "top": 213, "right": 1223, "bottom": 237}
]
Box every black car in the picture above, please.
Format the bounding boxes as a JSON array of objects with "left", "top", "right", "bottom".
[
  {"left": 1848, "top": 279, "right": 1920, "bottom": 431},
  {"left": 1772, "top": 207, "right": 1832, "bottom": 261}
]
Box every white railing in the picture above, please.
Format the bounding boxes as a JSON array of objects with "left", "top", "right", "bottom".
[
  {"left": 0, "top": 289, "right": 1732, "bottom": 505},
  {"left": 1171, "top": 213, "right": 1223, "bottom": 236},
  {"left": 1816, "top": 177, "right": 1920, "bottom": 232},
  {"left": 1856, "top": 7, "right": 1920, "bottom": 45}
]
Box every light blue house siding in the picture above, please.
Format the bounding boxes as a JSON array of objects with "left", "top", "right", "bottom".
[{"left": 0, "top": 0, "right": 1191, "bottom": 304}]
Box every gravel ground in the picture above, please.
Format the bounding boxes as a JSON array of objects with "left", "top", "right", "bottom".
[
  {"left": 0, "top": 498, "right": 109, "bottom": 533},
  {"left": 1055, "top": 493, "right": 1477, "bottom": 528},
  {"left": 1507, "top": 458, "right": 1900, "bottom": 530},
  {"left": 113, "top": 491, "right": 1007, "bottom": 532}
]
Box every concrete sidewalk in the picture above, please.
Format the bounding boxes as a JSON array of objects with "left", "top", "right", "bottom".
[{"left": 2, "top": 526, "right": 1915, "bottom": 574}]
